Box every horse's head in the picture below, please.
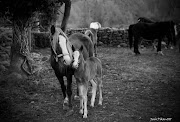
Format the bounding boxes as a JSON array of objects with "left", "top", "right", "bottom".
[
  {"left": 90, "top": 22, "right": 101, "bottom": 29},
  {"left": 50, "top": 25, "right": 72, "bottom": 65},
  {"left": 72, "top": 45, "right": 84, "bottom": 69},
  {"left": 137, "top": 17, "right": 154, "bottom": 23}
]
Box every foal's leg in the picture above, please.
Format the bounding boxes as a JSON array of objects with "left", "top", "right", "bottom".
[
  {"left": 82, "top": 84, "right": 88, "bottom": 118},
  {"left": 97, "top": 77, "right": 103, "bottom": 105},
  {"left": 78, "top": 85, "right": 84, "bottom": 115},
  {"left": 74, "top": 87, "right": 79, "bottom": 100},
  {"left": 90, "top": 79, "right": 97, "bottom": 107}
]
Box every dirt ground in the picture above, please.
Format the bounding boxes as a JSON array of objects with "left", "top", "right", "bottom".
[{"left": 0, "top": 46, "right": 180, "bottom": 122}]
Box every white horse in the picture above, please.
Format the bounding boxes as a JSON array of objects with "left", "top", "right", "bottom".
[
  {"left": 85, "top": 22, "right": 101, "bottom": 57},
  {"left": 90, "top": 22, "right": 101, "bottom": 29}
]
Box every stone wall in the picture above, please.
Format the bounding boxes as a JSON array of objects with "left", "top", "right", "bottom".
[{"left": 66, "top": 28, "right": 129, "bottom": 47}]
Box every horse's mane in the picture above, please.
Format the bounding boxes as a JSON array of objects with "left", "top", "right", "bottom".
[
  {"left": 50, "top": 25, "right": 73, "bottom": 60},
  {"left": 69, "top": 33, "right": 94, "bottom": 58}
]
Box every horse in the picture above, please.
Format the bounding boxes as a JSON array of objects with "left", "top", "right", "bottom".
[
  {"left": 50, "top": 25, "right": 94, "bottom": 115},
  {"left": 84, "top": 22, "right": 101, "bottom": 57},
  {"left": 128, "top": 21, "right": 176, "bottom": 55},
  {"left": 138, "top": 18, "right": 176, "bottom": 49},
  {"left": 72, "top": 45, "right": 103, "bottom": 118}
]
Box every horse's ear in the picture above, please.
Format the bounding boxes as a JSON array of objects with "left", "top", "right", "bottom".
[
  {"left": 79, "top": 45, "right": 83, "bottom": 52},
  {"left": 50, "top": 25, "right": 56, "bottom": 35},
  {"left": 72, "top": 45, "right": 75, "bottom": 52}
]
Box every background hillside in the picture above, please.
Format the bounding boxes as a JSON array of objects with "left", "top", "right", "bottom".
[{"left": 59, "top": 0, "right": 180, "bottom": 28}]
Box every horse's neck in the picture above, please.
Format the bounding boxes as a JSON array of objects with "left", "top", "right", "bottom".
[
  {"left": 78, "top": 54, "right": 86, "bottom": 72},
  {"left": 90, "top": 28, "right": 97, "bottom": 34}
]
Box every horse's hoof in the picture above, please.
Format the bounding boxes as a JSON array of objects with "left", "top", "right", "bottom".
[
  {"left": 135, "top": 53, "right": 140, "bottom": 55},
  {"left": 74, "top": 95, "right": 80, "bottom": 100},
  {"left": 83, "top": 114, "right": 87, "bottom": 118},
  {"left": 63, "top": 105, "right": 69, "bottom": 110},
  {"left": 63, "top": 102, "right": 69, "bottom": 110},
  {"left": 79, "top": 109, "right": 83, "bottom": 114},
  {"left": 90, "top": 104, "right": 94, "bottom": 107},
  {"left": 98, "top": 102, "right": 102, "bottom": 106},
  {"left": 157, "top": 51, "right": 164, "bottom": 55},
  {"left": 65, "top": 109, "right": 74, "bottom": 117}
]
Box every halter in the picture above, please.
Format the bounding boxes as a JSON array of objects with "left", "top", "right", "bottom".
[{"left": 51, "top": 27, "right": 72, "bottom": 63}]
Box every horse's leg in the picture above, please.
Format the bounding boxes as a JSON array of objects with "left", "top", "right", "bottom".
[
  {"left": 74, "top": 87, "right": 79, "bottom": 100},
  {"left": 74, "top": 78, "right": 79, "bottom": 100},
  {"left": 66, "top": 74, "right": 73, "bottom": 109},
  {"left": 90, "top": 79, "right": 97, "bottom": 107},
  {"left": 82, "top": 84, "right": 88, "bottom": 118},
  {"left": 94, "top": 44, "right": 97, "bottom": 57},
  {"left": 54, "top": 71, "right": 66, "bottom": 98},
  {"left": 134, "top": 37, "right": 140, "bottom": 54},
  {"left": 167, "top": 34, "right": 174, "bottom": 49},
  {"left": 78, "top": 84, "right": 84, "bottom": 115},
  {"left": 157, "top": 38, "right": 164, "bottom": 55},
  {"left": 97, "top": 77, "right": 103, "bottom": 105},
  {"left": 152, "top": 39, "right": 157, "bottom": 50},
  {"left": 54, "top": 72, "right": 67, "bottom": 108},
  {"left": 95, "top": 32, "right": 98, "bottom": 57}
]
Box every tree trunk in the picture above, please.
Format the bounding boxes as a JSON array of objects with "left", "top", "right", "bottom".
[
  {"left": 61, "top": 0, "right": 71, "bottom": 32},
  {"left": 28, "top": 27, "right": 32, "bottom": 51},
  {"left": 9, "top": 21, "right": 31, "bottom": 78}
]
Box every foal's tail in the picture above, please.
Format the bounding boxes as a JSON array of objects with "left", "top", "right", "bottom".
[
  {"left": 85, "top": 30, "right": 94, "bottom": 42},
  {"left": 128, "top": 24, "right": 134, "bottom": 49}
]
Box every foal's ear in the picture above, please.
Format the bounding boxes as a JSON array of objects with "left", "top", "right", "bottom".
[
  {"left": 79, "top": 45, "right": 83, "bottom": 52},
  {"left": 50, "top": 25, "right": 56, "bottom": 35},
  {"left": 72, "top": 45, "right": 75, "bottom": 52}
]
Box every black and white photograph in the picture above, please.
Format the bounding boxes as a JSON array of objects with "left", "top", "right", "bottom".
[{"left": 0, "top": 0, "right": 180, "bottom": 121}]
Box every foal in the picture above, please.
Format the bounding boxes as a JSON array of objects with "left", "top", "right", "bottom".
[{"left": 72, "top": 45, "right": 103, "bottom": 118}]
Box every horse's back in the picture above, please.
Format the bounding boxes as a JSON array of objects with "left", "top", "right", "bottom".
[
  {"left": 131, "top": 22, "right": 165, "bottom": 39},
  {"left": 86, "top": 57, "right": 102, "bottom": 76},
  {"left": 69, "top": 33, "right": 94, "bottom": 59}
]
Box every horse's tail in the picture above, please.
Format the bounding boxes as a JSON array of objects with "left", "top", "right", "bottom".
[
  {"left": 128, "top": 24, "right": 134, "bottom": 49},
  {"left": 85, "top": 30, "right": 94, "bottom": 42}
]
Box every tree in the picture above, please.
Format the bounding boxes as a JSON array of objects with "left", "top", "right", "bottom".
[{"left": 0, "top": 0, "right": 71, "bottom": 78}]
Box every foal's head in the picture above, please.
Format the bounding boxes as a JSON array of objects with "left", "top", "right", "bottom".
[
  {"left": 50, "top": 25, "right": 72, "bottom": 65},
  {"left": 72, "top": 45, "right": 84, "bottom": 69}
]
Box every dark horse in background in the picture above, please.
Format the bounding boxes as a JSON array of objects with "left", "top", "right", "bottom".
[
  {"left": 128, "top": 21, "right": 176, "bottom": 55},
  {"left": 137, "top": 17, "right": 176, "bottom": 49},
  {"left": 50, "top": 25, "right": 94, "bottom": 115}
]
